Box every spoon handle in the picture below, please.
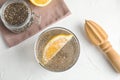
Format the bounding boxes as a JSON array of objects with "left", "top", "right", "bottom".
[{"left": 100, "top": 41, "right": 120, "bottom": 72}]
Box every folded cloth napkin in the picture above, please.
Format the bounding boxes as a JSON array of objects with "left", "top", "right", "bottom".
[{"left": 0, "top": 0, "right": 71, "bottom": 47}]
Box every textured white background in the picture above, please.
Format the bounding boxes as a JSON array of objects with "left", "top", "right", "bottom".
[{"left": 0, "top": 0, "right": 120, "bottom": 80}]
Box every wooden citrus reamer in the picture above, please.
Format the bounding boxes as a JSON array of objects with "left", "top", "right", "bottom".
[{"left": 85, "top": 20, "right": 120, "bottom": 72}]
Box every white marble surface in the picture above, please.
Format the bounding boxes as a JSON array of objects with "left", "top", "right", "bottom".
[{"left": 0, "top": 0, "right": 120, "bottom": 80}]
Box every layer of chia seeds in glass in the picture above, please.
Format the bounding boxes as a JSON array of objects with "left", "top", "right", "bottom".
[{"left": 4, "top": 2, "right": 28, "bottom": 26}]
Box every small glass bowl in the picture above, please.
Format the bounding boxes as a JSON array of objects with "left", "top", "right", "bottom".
[{"left": 0, "top": 0, "right": 39, "bottom": 33}]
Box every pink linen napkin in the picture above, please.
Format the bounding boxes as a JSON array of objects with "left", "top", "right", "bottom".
[{"left": 0, "top": 0, "right": 71, "bottom": 47}]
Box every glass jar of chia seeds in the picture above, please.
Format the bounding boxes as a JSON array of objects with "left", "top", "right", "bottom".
[{"left": 0, "top": 0, "right": 41, "bottom": 33}]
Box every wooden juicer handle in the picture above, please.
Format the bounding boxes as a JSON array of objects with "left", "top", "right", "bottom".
[{"left": 99, "top": 41, "right": 120, "bottom": 72}]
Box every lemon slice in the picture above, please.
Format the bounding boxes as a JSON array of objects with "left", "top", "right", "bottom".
[
  {"left": 42, "top": 34, "right": 73, "bottom": 64},
  {"left": 30, "top": 0, "right": 52, "bottom": 7}
]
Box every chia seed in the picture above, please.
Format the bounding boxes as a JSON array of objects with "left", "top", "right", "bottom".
[{"left": 4, "top": 2, "right": 28, "bottom": 26}]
